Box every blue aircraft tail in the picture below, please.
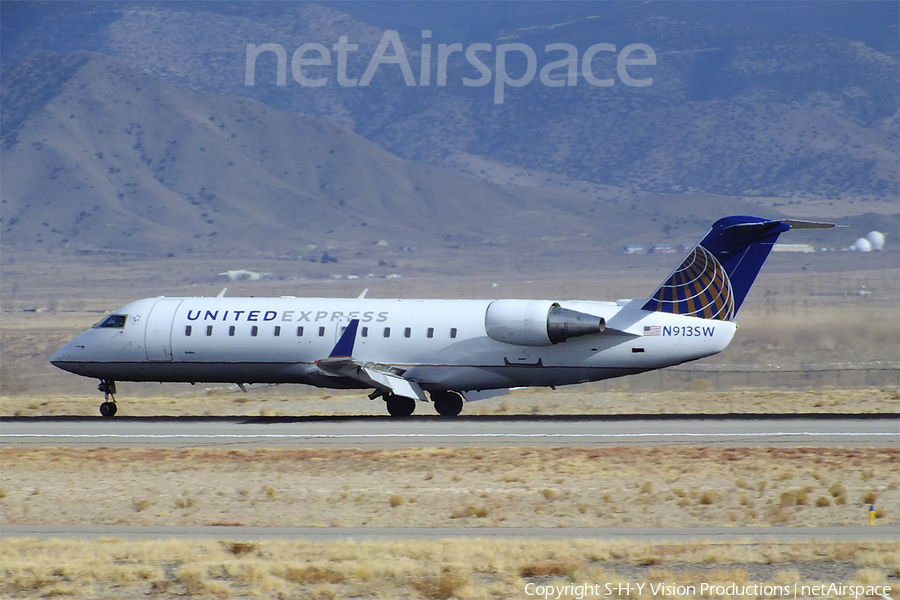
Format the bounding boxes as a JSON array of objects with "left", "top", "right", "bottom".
[{"left": 642, "top": 216, "right": 833, "bottom": 321}]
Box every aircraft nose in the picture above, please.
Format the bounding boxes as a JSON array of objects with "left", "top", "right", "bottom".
[
  {"left": 50, "top": 345, "right": 67, "bottom": 367},
  {"left": 50, "top": 341, "right": 78, "bottom": 370},
  {"left": 50, "top": 334, "right": 99, "bottom": 377}
]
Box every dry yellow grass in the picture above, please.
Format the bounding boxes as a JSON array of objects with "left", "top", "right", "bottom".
[
  {"left": 1, "top": 387, "right": 897, "bottom": 417},
  {"left": 1, "top": 537, "right": 897, "bottom": 599},
  {"left": 2, "top": 447, "right": 897, "bottom": 529}
]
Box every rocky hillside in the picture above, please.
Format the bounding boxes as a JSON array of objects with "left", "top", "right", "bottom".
[
  {"left": 4, "top": 2, "right": 894, "bottom": 204},
  {"left": 0, "top": 52, "right": 522, "bottom": 254},
  {"left": 5, "top": 51, "right": 789, "bottom": 258}
]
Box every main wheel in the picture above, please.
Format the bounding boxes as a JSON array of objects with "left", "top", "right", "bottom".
[
  {"left": 385, "top": 394, "right": 416, "bottom": 417},
  {"left": 99, "top": 402, "right": 117, "bottom": 417},
  {"left": 431, "top": 391, "right": 464, "bottom": 417}
]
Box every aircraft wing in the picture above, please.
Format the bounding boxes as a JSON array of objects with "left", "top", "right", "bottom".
[
  {"left": 356, "top": 365, "right": 428, "bottom": 401},
  {"left": 315, "top": 320, "right": 428, "bottom": 401}
]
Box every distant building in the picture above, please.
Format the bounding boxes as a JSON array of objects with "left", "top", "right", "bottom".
[
  {"left": 649, "top": 244, "right": 676, "bottom": 254},
  {"left": 866, "top": 231, "right": 885, "bottom": 250},
  {"left": 772, "top": 243, "right": 815, "bottom": 253},
  {"left": 623, "top": 245, "right": 644, "bottom": 254},
  {"left": 217, "top": 269, "right": 274, "bottom": 281},
  {"left": 849, "top": 238, "right": 872, "bottom": 252}
]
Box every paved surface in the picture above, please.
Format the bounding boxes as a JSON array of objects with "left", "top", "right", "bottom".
[
  {"left": 3, "top": 415, "right": 896, "bottom": 544},
  {"left": 2, "top": 524, "right": 897, "bottom": 541},
  {"left": 1, "top": 414, "right": 897, "bottom": 448}
]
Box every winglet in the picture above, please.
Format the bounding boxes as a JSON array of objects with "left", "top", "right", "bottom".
[{"left": 329, "top": 319, "right": 360, "bottom": 358}]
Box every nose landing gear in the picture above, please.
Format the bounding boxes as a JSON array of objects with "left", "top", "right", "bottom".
[{"left": 98, "top": 380, "right": 118, "bottom": 417}]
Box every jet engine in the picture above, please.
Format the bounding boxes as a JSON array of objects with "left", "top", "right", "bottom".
[{"left": 484, "top": 300, "right": 605, "bottom": 346}]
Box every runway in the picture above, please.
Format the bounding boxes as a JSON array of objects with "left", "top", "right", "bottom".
[
  {"left": 2, "top": 414, "right": 897, "bottom": 448},
  {"left": 2, "top": 524, "right": 897, "bottom": 542},
  {"left": 3, "top": 415, "right": 897, "bottom": 545}
]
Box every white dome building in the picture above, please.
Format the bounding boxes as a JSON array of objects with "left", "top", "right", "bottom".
[
  {"left": 865, "top": 231, "right": 885, "bottom": 250},
  {"left": 850, "top": 238, "right": 872, "bottom": 252}
]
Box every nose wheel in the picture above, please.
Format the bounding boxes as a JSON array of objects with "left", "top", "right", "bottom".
[{"left": 98, "top": 380, "right": 118, "bottom": 417}]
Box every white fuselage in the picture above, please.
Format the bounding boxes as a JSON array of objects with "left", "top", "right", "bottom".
[{"left": 51, "top": 295, "right": 736, "bottom": 393}]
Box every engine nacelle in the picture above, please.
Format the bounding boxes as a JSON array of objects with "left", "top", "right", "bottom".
[{"left": 484, "top": 300, "right": 605, "bottom": 346}]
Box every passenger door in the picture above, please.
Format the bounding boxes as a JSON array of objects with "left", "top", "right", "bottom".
[{"left": 144, "top": 299, "right": 183, "bottom": 361}]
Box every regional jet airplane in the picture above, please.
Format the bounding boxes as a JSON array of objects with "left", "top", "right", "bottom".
[{"left": 52, "top": 216, "right": 832, "bottom": 417}]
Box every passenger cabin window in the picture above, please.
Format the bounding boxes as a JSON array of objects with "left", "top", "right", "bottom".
[
  {"left": 383, "top": 327, "right": 391, "bottom": 338},
  {"left": 361, "top": 327, "right": 368, "bottom": 337},
  {"left": 185, "top": 325, "right": 192, "bottom": 336},
  {"left": 404, "top": 327, "right": 411, "bottom": 338},
  {"left": 251, "top": 326, "right": 258, "bottom": 337},
  {"left": 274, "top": 326, "right": 281, "bottom": 337},
  {"left": 427, "top": 327, "right": 434, "bottom": 338},
  {"left": 318, "top": 326, "right": 326, "bottom": 337},
  {"left": 229, "top": 326, "right": 235, "bottom": 337},
  {"left": 206, "top": 325, "right": 213, "bottom": 336},
  {"left": 95, "top": 314, "right": 127, "bottom": 329},
  {"left": 297, "top": 326, "right": 304, "bottom": 337},
  {"left": 450, "top": 328, "right": 458, "bottom": 339}
]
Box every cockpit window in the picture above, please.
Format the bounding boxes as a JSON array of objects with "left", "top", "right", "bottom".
[{"left": 95, "top": 314, "right": 127, "bottom": 329}]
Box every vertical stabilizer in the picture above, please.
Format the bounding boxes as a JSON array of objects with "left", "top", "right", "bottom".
[{"left": 642, "top": 216, "right": 831, "bottom": 320}]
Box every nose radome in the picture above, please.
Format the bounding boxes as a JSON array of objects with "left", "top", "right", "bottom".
[
  {"left": 50, "top": 342, "right": 76, "bottom": 367},
  {"left": 50, "top": 346, "right": 67, "bottom": 366}
]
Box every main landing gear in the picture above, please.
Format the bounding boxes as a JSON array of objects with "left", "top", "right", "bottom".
[
  {"left": 384, "top": 393, "right": 416, "bottom": 417},
  {"left": 98, "top": 380, "right": 117, "bottom": 417},
  {"left": 372, "top": 389, "right": 466, "bottom": 417},
  {"left": 431, "top": 391, "right": 464, "bottom": 417},
  {"left": 378, "top": 391, "right": 463, "bottom": 417}
]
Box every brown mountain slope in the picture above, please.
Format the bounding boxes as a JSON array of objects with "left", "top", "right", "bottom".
[
  {"left": 2, "top": 51, "right": 794, "bottom": 261},
  {"left": 1, "top": 52, "right": 549, "bottom": 256},
  {"left": 87, "top": 4, "right": 898, "bottom": 204}
]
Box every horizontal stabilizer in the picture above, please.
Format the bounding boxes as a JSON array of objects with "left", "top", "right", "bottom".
[{"left": 781, "top": 219, "right": 839, "bottom": 230}]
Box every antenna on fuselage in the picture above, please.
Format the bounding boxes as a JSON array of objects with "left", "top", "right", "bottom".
[
  {"left": 217, "top": 288, "right": 227, "bottom": 298},
  {"left": 357, "top": 288, "right": 369, "bottom": 299}
]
